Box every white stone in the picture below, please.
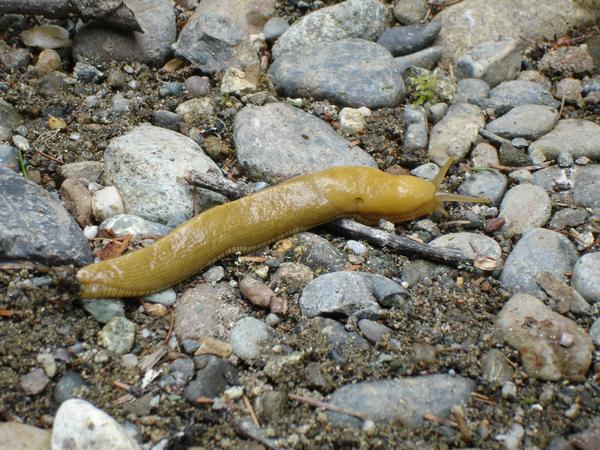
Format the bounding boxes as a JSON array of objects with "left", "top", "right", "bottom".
[
  {"left": 51, "top": 399, "right": 140, "bottom": 450},
  {"left": 92, "top": 186, "right": 125, "bottom": 222},
  {"left": 220, "top": 68, "right": 257, "bottom": 95},
  {"left": 339, "top": 107, "right": 371, "bottom": 134}
]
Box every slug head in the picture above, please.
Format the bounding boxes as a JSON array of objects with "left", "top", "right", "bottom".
[{"left": 351, "top": 158, "right": 489, "bottom": 224}]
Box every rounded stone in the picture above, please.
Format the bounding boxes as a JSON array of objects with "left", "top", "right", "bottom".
[{"left": 571, "top": 253, "right": 600, "bottom": 303}]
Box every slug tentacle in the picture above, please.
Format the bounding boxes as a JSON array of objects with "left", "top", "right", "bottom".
[{"left": 78, "top": 162, "right": 489, "bottom": 299}]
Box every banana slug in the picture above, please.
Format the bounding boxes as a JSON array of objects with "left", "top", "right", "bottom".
[{"left": 77, "top": 159, "right": 486, "bottom": 298}]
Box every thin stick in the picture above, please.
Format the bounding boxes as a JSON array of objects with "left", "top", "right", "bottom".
[
  {"left": 489, "top": 161, "right": 553, "bottom": 173},
  {"left": 243, "top": 395, "right": 260, "bottom": 427},
  {"left": 163, "top": 309, "right": 175, "bottom": 344},
  {"left": 288, "top": 393, "right": 367, "bottom": 420},
  {"left": 187, "top": 171, "right": 476, "bottom": 266},
  {"left": 35, "top": 149, "right": 64, "bottom": 165},
  {"left": 423, "top": 411, "right": 457, "bottom": 427}
]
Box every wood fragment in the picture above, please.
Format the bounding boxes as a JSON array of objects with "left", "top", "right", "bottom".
[
  {"left": 243, "top": 395, "right": 260, "bottom": 428},
  {"left": 289, "top": 393, "right": 367, "bottom": 420},
  {"left": 112, "top": 380, "right": 131, "bottom": 391},
  {"left": 471, "top": 392, "right": 497, "bottom": 405},
  {"left": 193, "top": 396, "right": 215, "bottom": 405},
  {"left": 163, "top": 309, "right": 175, "bottom": 344},
  {"left": 0, "top": 309, "right": 16, "bottom": 318},
  {"left": 96, "top": 235, "right": 132, "bottom": 260},
  {"left": 187, "top": 171, "right": 476, "bottom": 266},
  {"left": 423, "top": 411, "right": 458, "bottom": 427}
]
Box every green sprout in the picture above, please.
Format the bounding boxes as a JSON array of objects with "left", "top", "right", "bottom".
[
  {"left": 410, "top": 73, "right": 440, "bottom": 106},
  {"left": 16, "top": 147, "right": 27, "bottom": 177}
]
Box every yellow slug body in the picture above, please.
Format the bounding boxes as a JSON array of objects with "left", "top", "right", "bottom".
[{"left": 77, "top": 162, "right": 485, "bottom": 298}]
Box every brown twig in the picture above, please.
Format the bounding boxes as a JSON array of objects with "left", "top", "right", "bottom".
[
  {"left": 489, "top": 161, "right": 553, "bottom": 173},
  {"left": 35, "top": 149, "right": 64, "bottom": 165},
  {"left": 112, "top": 380, "right": 131, "bottom": 391},
  {"left": 289, "top": 393, "right": 367, "bottom": 420},
  {"left": 423, "top": 411, "right": 457, "bottom": 427},
  {"left": 187, "top": 171, "right": 476, "bottom": 266},
  {"left": 471, "top": 392, "right": 497, "bottom": 406},
  {"left": 243, "top": 395, "right": 260, "bottom": 427},
  {"left": 163, "top": 309, "right": 175, "bottom": 344}
]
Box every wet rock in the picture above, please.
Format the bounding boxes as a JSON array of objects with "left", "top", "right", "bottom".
[
  {"left": 263, "top": 17, "right": 288, "bottom": 42},
  {"left": 430, "top": 232, "right": 502, "bottom": 261},
  {"left": 486, "top": 105, "right": 558, "bottom": 140},
  {"left": 454, "top": 78, "right": 490, "bottom": 106},
  {"left": 358, "top": 319, "right": 392, "bottom": 343},
  {"left": 377, "top": 21, "right": 441, "bottom": 57},
  {"left": 299, "top": 271, "right": 406, "bottom": 319},
  {"left": 60, "top": 178, "right": 93, "bottom": 227},
  {"left": 20, "top": 368, "right": 49, "bottom": 395},
  {"left": 100, "top": 214, "right": 172, "bottom": 238},
  {"left": 339, "top": 107, "right": 371, "bottom": 134},
  {"left": 102, "top": 125, "right": 221, "bottom": 225},
  {"left": 98, "top": 317, "right": 135, "bottom": 355},
  {"left": 229, "top": 317, "right": 271, "bottom": 362},
  {"left": 184, "top": 355, "right": 239, "bottom": 402},
  {"left": 234, "top": 103, "right": 376, "bottom": 183},
  {"left": 92, "top": 186, "right": 125, "bottom": 222},
  {"left": 58, "top": 161, "right": 103, "bottom": 184},
  {"left": 471, "top": 142, "right": 499, "bottom": 168},
  {"left": 481, "top": 349, "right": 513, "bottom": 385},
  {"left": 328, "top": 374, "right": 474, "bottom": 427},
  {"left": 433, "top": 0, "right": 600, "bottom": 62},
  {"left": 173, "top": 0, "right": 274, "bottom": 73},
  {"left": 539, "top": 45, "right": 594, "bottom": 76},
  {"left": 456, "top": 39, "right": 522, "bottom": 87},
  {"left": 571, "top": 253, "right": 600, "bottom": 303},
  {"left": 428, "top": 103, "right": 485, "bottom": 165},
  {"left": 73, "top": 0, "right": 176, "bottom": 66},
  {"left": 393, "top": 0, "right": 428, "bottom": 24},
  {"left": 269, "top": 39, "right": 404, "bottom": 109},
  {"left": 485, "top": 80, "right": 560, "bottom": 115},
  {"left": 498, "top": 184, "right": 551, "bottom": 235},
  {"left": 496, "top": 293, "right": 593, "bottom": 381},
  {"left": 81, "top": 299, "right": 125, "bottom": 324},
  {"left": 458, "top": 170, "right": 507, "bottom": 206},
  {"left": 174, "top": 284, "right": 243, "bottom": 340},
  {"left": 52, "top": 399, "right": 139, "bottom": 450},
  {"left": 21, "top": 25, "right": 71, "bottom": 49},
  {"left": 500, "top": 228, "right": 578, "bottom": 296},
  {"left": 393, "top": 47, "right": 442, "bottom": 74},
  {"left": 184, "top": 76, "right": 210, "bottom": 97},
  {"left": 402, "top": 104, "right": 428, "bottom": 151},
  {"left": 54, "top": 372, "right": 85, "bottom": 405},
  {"left": 537, "top": 271, "right": 590, "bottom": 316},
  {"left": 0, "top": 167, "right": 92, "bottom": 265},
  {"left": 272, "top": 0, "right": 389, "bottom": 59},
  {"left": 0, "top": 422, "right": 51, "bottom": 449},
  {"left": 0, "top": 99, "right": 23, "bottom": 141},
  {"left": 529, "top": 119, "right": 600, "bottom": 162}
]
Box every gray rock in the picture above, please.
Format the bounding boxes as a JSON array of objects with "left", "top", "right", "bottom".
[
  {"left": 402, "top": 104, "right": 428, "bottom": 151},
  {"left": 471, "top": 142, "right": 499, "bottom": 168},
  {"left": 393, "top": 0, "right": 428, "bottom": 24},
  {"left": 518, "top": 70, "right": 552, "bottom": 89},
  {"left": 52, "top": 399, "right": 139, "bottom": 450},
  {"left": 428, "top": 103, "right": 485, "bottom": 165},
  {"left": 358, "top": 319, "right": 392, "bottom": 343},
  {"left": 203, "top": 265, "right": 226, "bottom": 283},
  {"left": 410, "top": 162, "right": 439, "bottom": 181},
  {"left": 377, "top": 21, "right": 442, "bottom": 57},
  {"left": 102, "top": 125, "right": 221, "bottom": 225},
  {"left": 143, "top": 289, "right": 177, "bottom": 306},
  {"left": 539, "top": 45, "right": 594, "bottom": 76},
  {"left": 328, "top": 374, "right": 475, "bottom": 427},
  {"left": 99, "top": 214, "right": 172, "bottom": 238},
  {"left": 175, "top": 98, "right": 214, "bottom": 125},
  {"left": 0, "top": 99, "right": 23, "bottom": 141},
  {"left": 173, "top": 0, "right": 274, "bottom": 73},
  {"left": 548, "top": 208, "right": 588, "bottom": 230},
  {"left": 481, "top": 349, "right": 513, "bottom": 385},
  {"left": 20, "top": 368, "right": 49, "bottom": 395},
  {"left": 151, "top": 109, "right": 180, "bottom": 131},
  {"left": 590, "top": 318, "right": 600, "bottom": 347},
  {"left": 58, "top": 161, "right": 103, "bottom": 184},
  {"left": 54, "top": 371, "right": 85, "bottom": 405},
  {"left": 458, "top": 170, "right": 507, "bottom": 206},
  {"left": 269, "top": 39, "right": 404, "bottom": 109},
  {"left": 430, "top": 232, "right": 502, "bottom": 261},
  {"left": 98, "top": 317, "right": 135, "bottom": 355},
  {"left": 571, "top": 252, "right": 600, "bottom": 303},
  {"left": 456, "top": 39, "right": 522, "bottom": 87},
  {"left": 309, "top": 317, "right": 370, "bottom": 356},
  {"left": 486, "top": 105, "right": 558, "bottom": 140},
  {"left": 498, "top": 184, "right": 551, "bottom": 235},
  {"left": 72, "top": 0, "right": 176, "bottom": 66},
  {"left": 299, "top": 271, "right": 406, "bottom": 319},
  {"left": 433, "top": 0, "right": 600, "bottom": 63},
  {"left": 184, "top": 355, "right": 239, "bottom": 402},
  {"left": 81, "top": 299, "right": 125, "bottom": 324},
  {"left": 393, "top": 46, "right": 442, "bottom": 74},
  {"left": 529, "top": 119, "right": 600, "bottom": 162},
  {"left": 73, "top": 62, "right": 104, "bottom": 83},
  {"left": 229, "top": 317, "right": 271, "bottom": 362},
  {"left": 555, "top": 78, "right": 584, "bottom": 107},
  {"left": 174, "top": 284, "right": 242, "bottom": 340},
  {"left": 0, "top": 144, "right": 17, "bottom": 170},
  {"left": 485, "top": 80, "right": 560, "bottom": 115},
  {"left": 0, "top": 167, "right": 92, "bottom": 265},
  {"left": 532, "top": 165, "right": 600, "bottom": 209},
  {"left": 428, "top": 102, "right": 448, "bottom": 123},
  {"left": 165, "top": 358, "right": 195, "bottom": 387},
  {"left": 500, "top": 228, "right": 578, "bottom": 296},
  {"left": 496, "top": 293, "right": 593, "bottom": 381},
  {"left": 111, "top": 93, "right": 130, "bottom": 115},
  {"left": 184, "top": 76, "right": 210, "bottom": 98},
  {"left": 537, "top": 271, "right": 590, "bottom": 316},
  {"left": 272, "top": 0, "right": 389, "bottom": 59},
  {"left": 454, "top": 78, "right": 490, "bottom": 106},
  {"left": 263, "top": 17, "right": 288, "bottom": 42},
  {"left": 234, "top": 103, "right": 376, "bottom": 183},
  {"left": 283, "top": 233, "right": 347, "bottom": 273},
  {"left": 256, "top": 391, "right": 288, "bottom": 423}
]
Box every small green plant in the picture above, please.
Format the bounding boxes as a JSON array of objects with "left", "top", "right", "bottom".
[
  {"left": 409, "top": 73, "right": 439, "bottom": 106},
  {"left": 16, "top": 148, "right": 27, "bottom": 177}
]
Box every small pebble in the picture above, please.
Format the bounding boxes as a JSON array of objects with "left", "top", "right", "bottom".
[{"left": 20, "top": 368, "right": 49, "bottom": 395}]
